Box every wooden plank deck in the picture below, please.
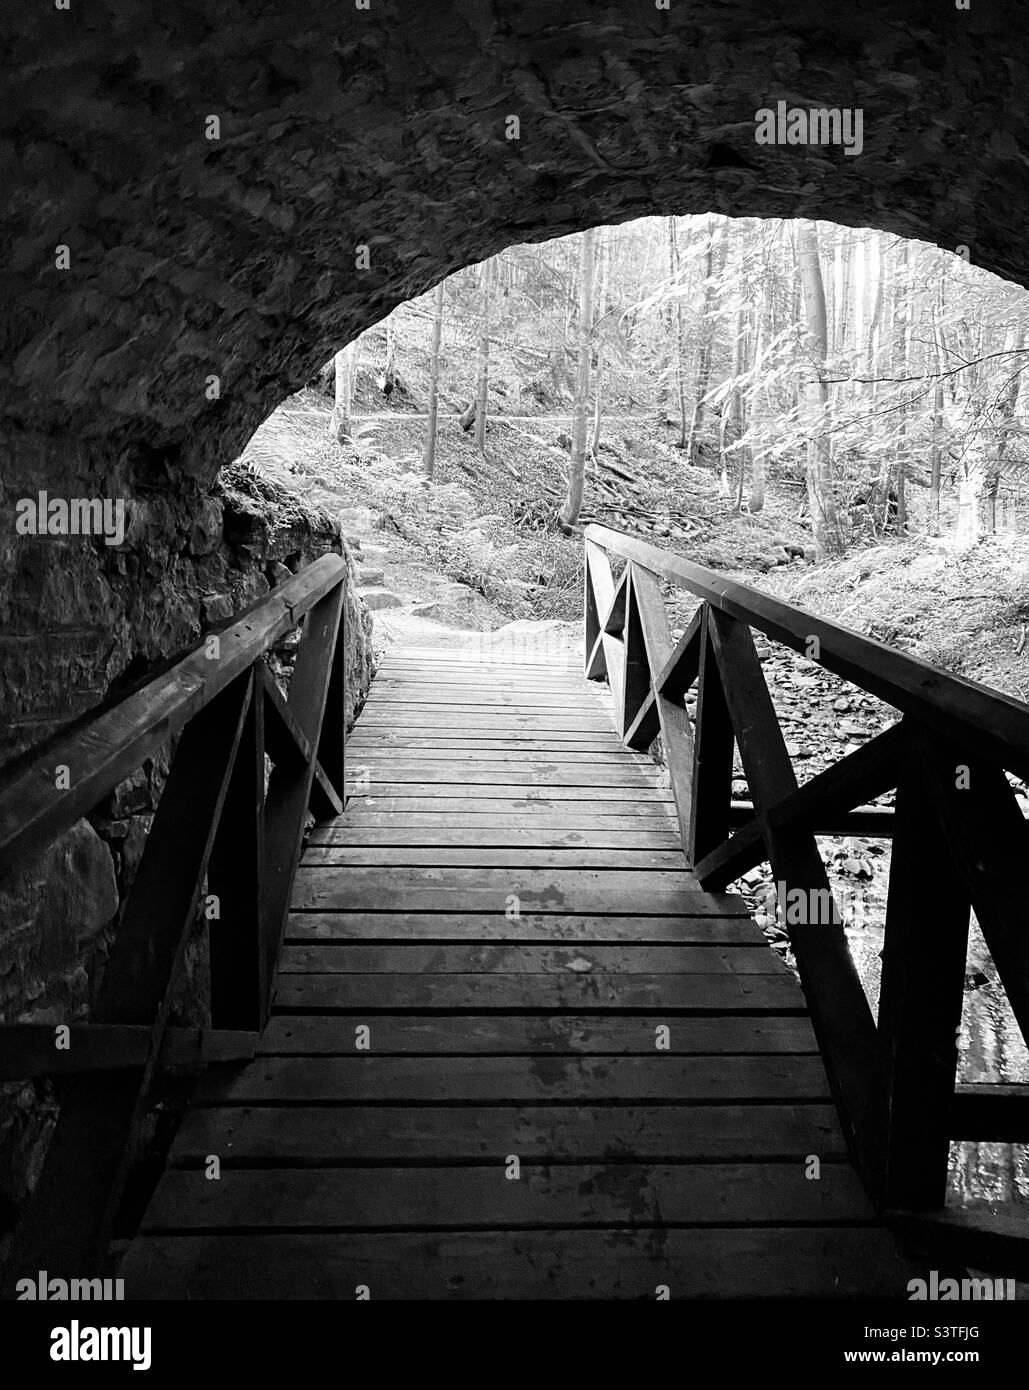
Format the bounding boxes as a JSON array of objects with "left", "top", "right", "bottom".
[{"left": 122, "top": 646, "right": 911, "bottom": 1298}]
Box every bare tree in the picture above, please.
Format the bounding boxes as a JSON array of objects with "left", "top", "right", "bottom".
[
  {"left": 422, "top": 279, "right": 446, "bottom": 480},
  {"left": 329, "top": 340, "right": 359, "bottom": 443},
  {"left": 667, "top": 217, "right": 689, "bottom": 449},
  {"left": 473, "top": 260, "right": 492, "bottom": 453},
  {"left": 797, "top": 221, "right": 842, "bottom": 558},
  {"left": 560, "top": 227, "right": 596, "bottom": 531},
  {"left": 685, "top": 218, "right": 726, "bottom": 465}
]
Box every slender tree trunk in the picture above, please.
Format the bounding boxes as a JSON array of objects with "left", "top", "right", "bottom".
[
  {"left": 892, "top": 241, "right": 911, "bottom": 533},
  {"left": 866, "top": 234, "right": 885, "bottom": 394},
  {"left": 685, "top": 219, "right": 725, "bottom": 465},
  {"left": 747, "top": 299, "right": 766, "bottom": 513},
  {"left": 383, "top": 314, "right": 397, "bottom": 394},
  {"left": 928, "top": 287, "right": 946, "bottom": 538},
  {"left": 727, "top": 302, "right": 751, "bottom": 508},
  {"left": 797, "top": 221, "right": 841, "bottom": 558},
  {"left": 668, "top": 217, "right": 689, "bottom": 449},
  {"left": 591, "top": 230, "right": 609, "bottom": 456},
  {"left": 422, "top": 279, "right": 446, "bottom": 480},
  {"left": 560, "top": 228, "right": 596, "bottom": 530},
  {"left": 473, "top": 261, "right": 492, "bottom": 453},
  {"left": 329, "top": 341, "right": 359, "bottom": 442}
]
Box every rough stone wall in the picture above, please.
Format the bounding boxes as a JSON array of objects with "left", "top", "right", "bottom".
[
  {"left": 3, "top": 0, "right": 1027, "bottom": 743},
  {"left": 0, "top": 502, "right": 372, "bottom": 1229},
  {"left": 3, "top": 0, "right": 1026, "bottom": 745}
]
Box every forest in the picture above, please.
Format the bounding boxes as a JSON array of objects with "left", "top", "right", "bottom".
[{"left": 316, "top": 214, "right": 1029, "bottom": 561}]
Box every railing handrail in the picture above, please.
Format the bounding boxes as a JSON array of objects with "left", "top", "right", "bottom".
[
  {"left": 583, "top": 523, "right": 1029, "bottom": 1241},
  {"left": 586, "top": 523, "right": 1029, "bottom": 780},
  {"left": 0, "top": 554, "right": 347, "bottom": 876}
]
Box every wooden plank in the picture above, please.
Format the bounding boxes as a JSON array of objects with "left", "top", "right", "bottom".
[
  {"left": 3, "top": 676, "right": 253, "bottom": 1279},
  {"left": 307, "top": 827, "right": 683, "bottom": 849},
  {"left": 355, "top": 714, "right": 616, "bottom": 731},
  {"left": 278, "top": 943, "right": 790, "bottom": 975},
  {"left": 369, "top": 691, "right": 609, "bottom": 708},
  {"left": 372, "top": 677, "right": 587, "bottom": 692},
  {"left": 335, "top": 812, "right": 682, "bottom": 829},
  {"left": 272, "top": 972, "right": 805, "bottom": 1012},
  {"left": 704, "top": 608, "right": 887, "bottom": 1202},
  {"left": 346, "top": 734, "right": 627, "bottom": 750},
  {"left": 290, "top": 868, "right": 707, "bottom": 914},
  {"left": 0, "top": 556, "right": 346, "bottom": 873},
  {"left": 257, "top": 1013, "right": 818, "bottom": 1054},
  {"left": 119, "top": 1226, "right": 912, "bottom": 1300},
  {"left": 688, "top": 610, "right": 734, "bottom": 862},
  {"left": 345, "top": 792, "right": 674, "bottom": 811},
  {"left": 345, "top": 747, "right": 649, "bottom": 763},
  {"left": 285, "top": 911, "right": 758, "bottom": 942},
  {"left": 586, "top": 524, "right": 1029, "bottom": 784},
  {"left": 878, "top": 725, "right": 970, "bottom": 1210},
  {"left": 200, "top": 1055, "right": 828, "bottom": 1104},
  {"left": 169, "top": 1102, "right": 843, "bottom": 1164},
  {"left": 342, "top": 766, "right": 665, "bottom": 788},
  {"left": 303, "top": 847, "right": 687, "bottom": 868},
  {"left": 141, "top": 1161, "right": 871, "bottom": 1232}
]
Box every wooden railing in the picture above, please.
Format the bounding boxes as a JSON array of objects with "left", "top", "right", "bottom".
[
  {"left": 585, "top": 525, "right": 1029, "bottom": 1266},
  {"left": 0, "top": 553, "right": 348, "bottom": 1281}
]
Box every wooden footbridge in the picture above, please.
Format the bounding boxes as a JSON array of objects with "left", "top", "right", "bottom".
[{"left": 2, "top": 526, "right": 1027, "bottom": 1298}]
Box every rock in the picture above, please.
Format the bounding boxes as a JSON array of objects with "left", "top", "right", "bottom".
[
  {"left": 833, "top": 696, "right": 851, "bottom": 712},
  {"left": 266, "top": 561, "right": 292, "bottom": 587},
  {"left": 360, "top": 588, "right": 405, "bottom": 611},
  {"left": 201, "top": 592, "right": 235, "bottom": 623},
  {"left": 358, "top": 567, "right": 385, "bottom": 585}
]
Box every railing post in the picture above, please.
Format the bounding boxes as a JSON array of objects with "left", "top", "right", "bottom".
[
  {"left": 687, "top": 605, "right": 734, "bottom": 863},
  {"left": 209, "top": 666, "right": 268, "bottom": 1030},
  {"left": 620, "top": 565, "right": 651, "bottom": 737},
  {"left": 262, "top": 581, "right": 346, "bottom": 989},
  {"left": 878, "top": 724, "right": 971, "bottom": 1210},
  {"left": 583, "top": 538, "right": 614, "bottom": 681},
  {"left": 314, "top": 571, "right": 347, "bottom": 803}
]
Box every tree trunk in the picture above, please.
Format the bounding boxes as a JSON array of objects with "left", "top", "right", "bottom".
[
  {"left": 892, "top": 240, "right": 911, "bottom": 533},
  {"left": 560, "top": 228, "right": 595, "bottom": 531},
  {"left": 473, "top": 260, "right": 492, "bottom": 453},
  {"left": 685, "top": 219, "right": 725, "bottom": 465},
  {"left": 962, "top": 324, "right": 1028, "bottom": 543},
  {"left": 727, "top": 301, "right": 751, "bottom": 508},
  {"left": 329, "top": 341, "right": 358, "bottom": 442},
  {"left": 797, "top": 221, "right": 841, "bottom": 559},
  {"left": 422, "top": 279, "right": 446, "bottom": 480},
  {"left": 383, "top": 314, "right": 397, "bottom": 395},
  {"left": 591, "top": 230, "right": 609, "bottom": 456},
  {"left": 747, "top": 290, "right": 766, "bottom": 513},
  {"left": 866, "top": 234, "right": 885, "bottom": 393},
  {"left": 668, "top": 217, "right": 689, "bottom": 449},
  {"left": 928, "top": 287, "right": 946, "bottom": 539}
]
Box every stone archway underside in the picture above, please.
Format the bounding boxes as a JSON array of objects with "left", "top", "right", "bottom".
[{"left": 2, "top": 0, "right": 1028, "bottom": 745}]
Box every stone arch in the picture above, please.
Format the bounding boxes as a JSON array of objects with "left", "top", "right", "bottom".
[{"left": 1, "top": 0, "right": 1027, "bottom": 751}]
